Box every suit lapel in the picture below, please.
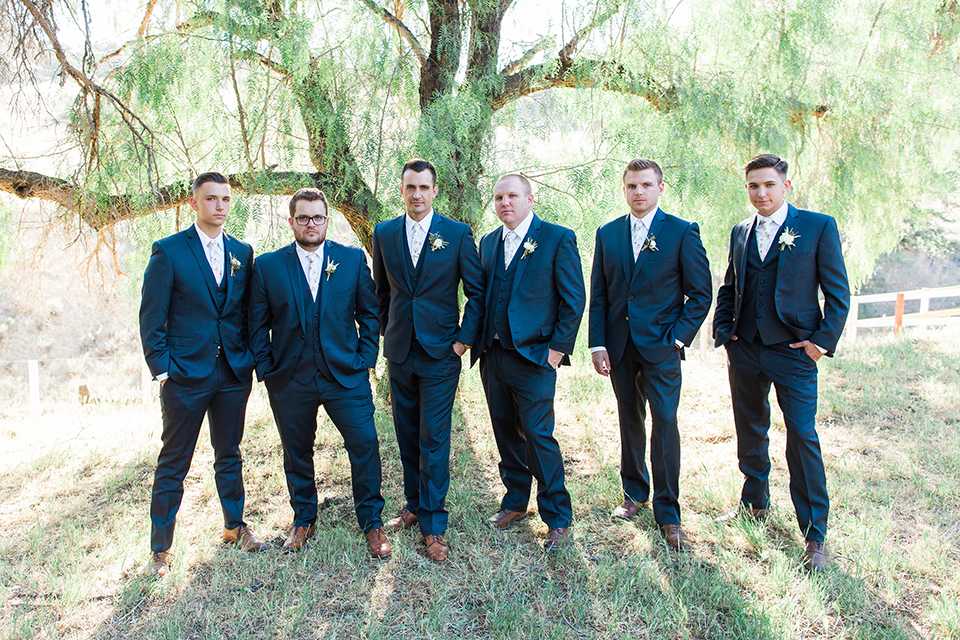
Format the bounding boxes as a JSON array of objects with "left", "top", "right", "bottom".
[
  {"left": 510, "top": 215, "right": 540, "bottom": 298},
  {"left": 735, "top": 219, "right": 752, "bottom": 297},
  {"left": 631, "top": 208, "right": 664, "bottom": 286},
  {"left": 318, "top": 242, "right": 334, "bottom": 322},
  {"left": 617, "top": 214, "right": 633, "bottom": 284},
  {"left": 186, "top": 226, "right": 219, "bottom": 306},
  {"left": 223, "top": 235, "right": 237, "bottom": 304},
  {"left": 417, "top": 214, "right": 444, "bottom": 290},
  {"left": 284, "top": 244, "right": 307, "bottom": 335},
  {"left": 392, "top": 216, "right": 415, "bottom": 295},
  {"left": 776, "top": 205, "right": 800, "bottom": 272},
  {"left": 481, "top": 231, "right": 499, "bottom": 316}
]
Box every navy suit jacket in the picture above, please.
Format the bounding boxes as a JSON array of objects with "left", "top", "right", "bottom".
[
  {"left": 589, "top": 209, "right": 712, "bottom": 365},
  {"left": 140, "top": 226, "right": 255, "bottom": 384},
  {"left": 474, "top": 215, "right": 586, "bottom": 368},
  {"left": 371, "top": 212, "right": 485, "bottom": 362},
  {"left": 247, "top": 241, "right": 379, "bottom": 391},
  {"left": 713, "top": 205, "right": 850, "bottom": 353}
]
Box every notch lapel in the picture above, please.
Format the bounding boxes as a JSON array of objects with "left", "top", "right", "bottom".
[
  {"left": 630, "top": 209, "right": 664, "bottom": 286},
  {"left": 392, "top": 217, "right": 415, "bottom": 295},
  {"left": 775, "top": 205, "right": 800, "bottom": 273},
  {"left": 318, "top": 243, "right": 334, "bottom": 323},
  {"left": 510, "top": 215, "right": 541, "bottom": 298},
  {"left": 186, "top": 226, "right": 219, "bottom": 306},
  {"left": 284, "top": 244, "right": 308, "bottom": 336},
  {"left": 618, "top": 214, "right": 633, "bottom": 284}
]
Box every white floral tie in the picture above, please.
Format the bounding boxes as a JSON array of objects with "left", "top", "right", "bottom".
[
  {"left": 504, "top": 230, "right": 520, "bottom": 267},
  {"left": 757, "top": 216, "right": 777, "bottom": 260},
  {"left": 632, "top": 218, "right": 647, "bottom": 260},
  {"left": 208, "top": 240, "right": 223, "bottom": 285},
  {"left": 410, "top": 223, "right": 425, "bottom": 267},
  {"left": 306, "top": 253, "right": 320, "bottom": 301}
]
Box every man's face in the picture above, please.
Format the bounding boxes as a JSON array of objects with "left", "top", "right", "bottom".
[
  {"left": 288, "top": 199, "right": 329, "bottom": 249},
  {"left": 746, "top": 167, "right": 791, "bottom": 217},
  {"left": 190, "top": 181, "right": 231, "bottom": 233},
  {"left": 493, "top": 176, "right": 534, "bottom": 230},
  {"left": 401, "top": 169, "right": 438, "bottom": 220},
  {"left": 623, "top": 169, "right": 664, "bottom": 219}
]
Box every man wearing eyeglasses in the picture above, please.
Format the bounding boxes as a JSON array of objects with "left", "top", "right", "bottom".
[{"left": 247, "top": 187, "right": 391, "bottom": 559}]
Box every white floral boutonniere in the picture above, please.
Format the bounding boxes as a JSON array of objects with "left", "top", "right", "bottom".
[
  {"left": 642, "top": 235, "right": 658, "bottom": 252},
  {"left": 324, "top": 257, "right": 339, "bottom": 281},
  {"left": 229, "top": 253, "right": 243, "bottom": 276},
  {"left": 778, "top": 227, "right": 800, "bottom": 251},
  {"left": 428, "top": 232, "right": 449, "bottom": 252},
  {"left": 521, "top": 238, "right": 537, "bottom": 259}
]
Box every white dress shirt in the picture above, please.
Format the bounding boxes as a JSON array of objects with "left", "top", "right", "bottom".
[
  {"left": 405, "top": 210, "right": 433, "bottom": 267},
  {"left": 501, "top": 211, "right": 535, "bottom": 265}
]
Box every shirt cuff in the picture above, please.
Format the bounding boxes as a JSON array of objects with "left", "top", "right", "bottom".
[
  {"left": 590, "top": 346, "right": 607, "bottom": 353},
  {"left": 675, "top": 339, "right": 685, "bottom": 348},
  {"left": 814, "top": 344, "right": 827, "bottom": 354},
  {"left": 156, "top": 372, "right": 169, "bottom": 382}
]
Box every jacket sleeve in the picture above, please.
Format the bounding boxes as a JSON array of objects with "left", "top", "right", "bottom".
[
  {"left": 549, "top": 228, "right": 586, "bottom": 356},
  {"left": 587, "top": 228, "right": 608, "bottom": 349},
  {"left": 355, "top": 252, "right": 381, "bottom": 368},
  {"left": 672, "top": 222, "right": 712, "bottom": 347},
  {"left": 139, "top": 242, "right": 174, "bottom": 378},
  {"left": 370, "top": 228, "right": 390, "bottom": 336},
  {"left": 455, "top": 226, "right": 486, "bottom": 347},
  {"left": 246, "top": 257, "right": 273, "bottom": 382},
  {"left": 713, "top": 226, "right": 738, "bottom": 346},
  {"left": 809, "top": 216, "right": 851, "bottom": 353}
]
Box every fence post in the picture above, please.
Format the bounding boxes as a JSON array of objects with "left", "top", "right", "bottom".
[
  {"left": 894, "top": 292, "right": 905, "bottom": 334},
  {"left": 28, "top": 360, "right": 40, "bottom": 422}
]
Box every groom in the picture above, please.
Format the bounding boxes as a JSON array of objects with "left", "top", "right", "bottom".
[{"left": 713, "top": 154, "right": 850, "bottom": 571}]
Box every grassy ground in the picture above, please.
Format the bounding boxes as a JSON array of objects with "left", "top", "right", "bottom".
[{"left": 1, "top": 330, "right": 958, "bottom": 639}]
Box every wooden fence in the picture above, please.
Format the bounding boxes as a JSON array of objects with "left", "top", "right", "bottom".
[{"left": 845, "top": 285, "right": 960, "bottom": 348}]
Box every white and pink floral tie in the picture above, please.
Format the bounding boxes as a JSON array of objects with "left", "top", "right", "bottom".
[
  {"left": 757, "top": 216, "right": 777, "bottom": 260},
  {"left": 504, "top": 230, "right": 520, "bottom": 267},
  {"left": 410, "top": 223, "right": 425, "bottom": 267},
  {"left": 208, "top": 240, "right": 223, "bottom": 285},
  {"left": 306, "top": 253, "right": 320, "bottom": 301},
  {"left": 632, "top": 218, "right": 647, "bottom": 260}
]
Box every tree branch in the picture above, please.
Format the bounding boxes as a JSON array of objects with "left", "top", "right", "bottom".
[
  {"left": 493, "top": 58, "right": 679, "bottom": 112},
  {"left": 500, "top": 37, "right": 554, "bottom": 77},
  {"left": 0, "top": 167, "right": 336, "bottom": 230},
  {"left": 138, "top": 0, "right": 160, "bottom": 38},
  {"left": 357, "top": 0, "right": 427, "bottom": 66}
]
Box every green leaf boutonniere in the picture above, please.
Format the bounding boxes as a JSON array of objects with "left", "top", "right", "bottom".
[
  {"left": 428, "top": 232, "right": 449, "bottom": 252},
  {"left": 778, "top": 228, "right": 800, "bottom": 251},
  {"left": 325, "top": 257, "right": 339, "bottom": 281},
  {"left": 642, "top": 235, "right": 658, "bottom": 252},
  {"left": 521, "top": 238, "right": 537, "bottom": 259},
  {"left": 229, "top": 253, "right": 243, "bottom": 276}
]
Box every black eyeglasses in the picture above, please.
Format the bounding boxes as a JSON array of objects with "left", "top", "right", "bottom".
[{"left": 295, "top": 215, "right": 328, "bottom": 226}]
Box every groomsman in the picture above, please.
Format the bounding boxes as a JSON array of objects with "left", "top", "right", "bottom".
[
  {"left": 713, "top": 154, "right": 850, "bottom": 571},
  {"left": 247, "top": 188, "right": 391, "bottom": 559},
  {"left": 588, "top": 159, "right": 712, "bottom": 550},
  {"left": 371, "top": 159, "right": 485, "bottom": 563},
  {"left": 140, "top": 172, "right": 264, "bottom": 577},
  {"left": 473, "top": 173, "right": 586, "bottom": 552}
]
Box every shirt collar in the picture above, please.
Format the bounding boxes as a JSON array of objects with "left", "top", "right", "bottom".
[
  {"left": 501, "top": 211, "right": 534, "bottom": 241},
  {"left": 755, "top": 201, "right": 789, "bottom": 228},
  {"left": 630, "top": 208, "right": 656, "bottom": 231},
  {"left": 295, "top": 241, "right": 325, "bottom": 265},
  {"left": 405, "top": 210, "right": 434, "bottom": 234},
  {"left": 194, "top": 223, "right": 224, "bottom": 247}
]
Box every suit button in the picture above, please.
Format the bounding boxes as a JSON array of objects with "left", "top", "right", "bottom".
[
  {"left": 413, "top": 297, "right": 418, "bottom": 301},
  {"left": 625, "top": 316, "right": 629, "bottom": 321},
  {"left": 301, "top": 334, "right": 305, "bottom": 339},
  {"left": 628, "top": 295, "right": 634, "bottom": 300},
  {"left": 759, "top": 302, "right": 764, "bottom": 307},
  {"left": 760, "top": 268, "right": 766, "bottom": 272}
]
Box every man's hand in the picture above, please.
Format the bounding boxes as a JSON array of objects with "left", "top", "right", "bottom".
[
  {"left": 547, "top": 348, "right": 564, "bottom": 369},
  {"left": 452, "top": 341, "right": 468, "bottom": 357},
  {"left": 790, "top": 340, "right": 823, "bottom": 362},
  {"left": 592, "top": 350, "right": 611, "bottom": 376}
]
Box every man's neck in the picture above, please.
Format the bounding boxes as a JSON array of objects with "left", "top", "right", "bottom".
[
  {"left": 630, "top": 207, "right": 657, "bottom": 222},
  {"left": 195, "top": 221, "right": 223, "bottom": 240}
]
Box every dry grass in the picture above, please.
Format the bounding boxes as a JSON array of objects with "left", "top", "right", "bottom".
[{"left": 1, "top": 328, "right": 959, "bottom": 639}]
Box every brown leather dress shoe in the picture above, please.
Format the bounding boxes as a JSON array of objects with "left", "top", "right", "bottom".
[
  {"left": 543, "top": 527, "right": 572, "bottom": 552},
  {"left": 659, "top": 524, "right": 692, "bottom": 551},
  {"left": 365, "top": 527, "right": 393, "bottom": 560},
  {"left": 386, "top": 507, "right": 418, "bottom": 532},
  {"left": 283, "top": 524, "right": 317, "bottom": 552},
  {"left": 489, "top": 508, "right": 529, "bottom": 530},
  {"left": 804, "top": 540, "right": 827, "bottom": 572},
  {"left": 715, "top": 506, "right": 770, "bottom": 523},
  {"left": 223, "top": 524, "right": 267, "bottom": 551},
  {"left": 611, "top": 499, "right": 650, "bottom": 520},
  {"left": 423, "top": 534, "right": 449, "bottom": 563},
  {"left": 148, "top": 551, "right": 171, "bottom": 576}
]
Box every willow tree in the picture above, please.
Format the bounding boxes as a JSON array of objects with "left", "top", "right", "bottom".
[{"left": 1, "top": 0, "right": 959, "bottom": 283}]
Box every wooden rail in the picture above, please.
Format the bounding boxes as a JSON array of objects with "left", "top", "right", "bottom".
[{"left": 845, "top": 285, "right": 960, "bottom": 347}]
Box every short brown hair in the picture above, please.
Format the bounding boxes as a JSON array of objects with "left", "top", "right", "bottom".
[
  {"left": 401, "top": 158, "right": 437, "bottom": 184},
  {"left": 288, "top": 187, "right": 329, "bottom": 217},
  {"left": 192, "top": 171, "right": 229, "bottom": 194},
  {"left": 496, "top": 173, "right": 533, "bottom": 196},
  {"left": 623, "top": 158, "right": 663, "bottom": 183},
  {"left": 744, "top": 154, "right": 788, "bottom": 179}
]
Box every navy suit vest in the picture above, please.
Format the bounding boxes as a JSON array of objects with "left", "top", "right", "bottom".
[
  {"left": 737, "top": 228, "right": 794, "bottom": 345},
  {"left": 486, "top": 238, "right": 520, "bottom": 349},
  {"left": 289, "top": 270, "right": 333, "bottom": 384},
  {"left": 401, "top": 226, "right": 427, "bottom": 341}
]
